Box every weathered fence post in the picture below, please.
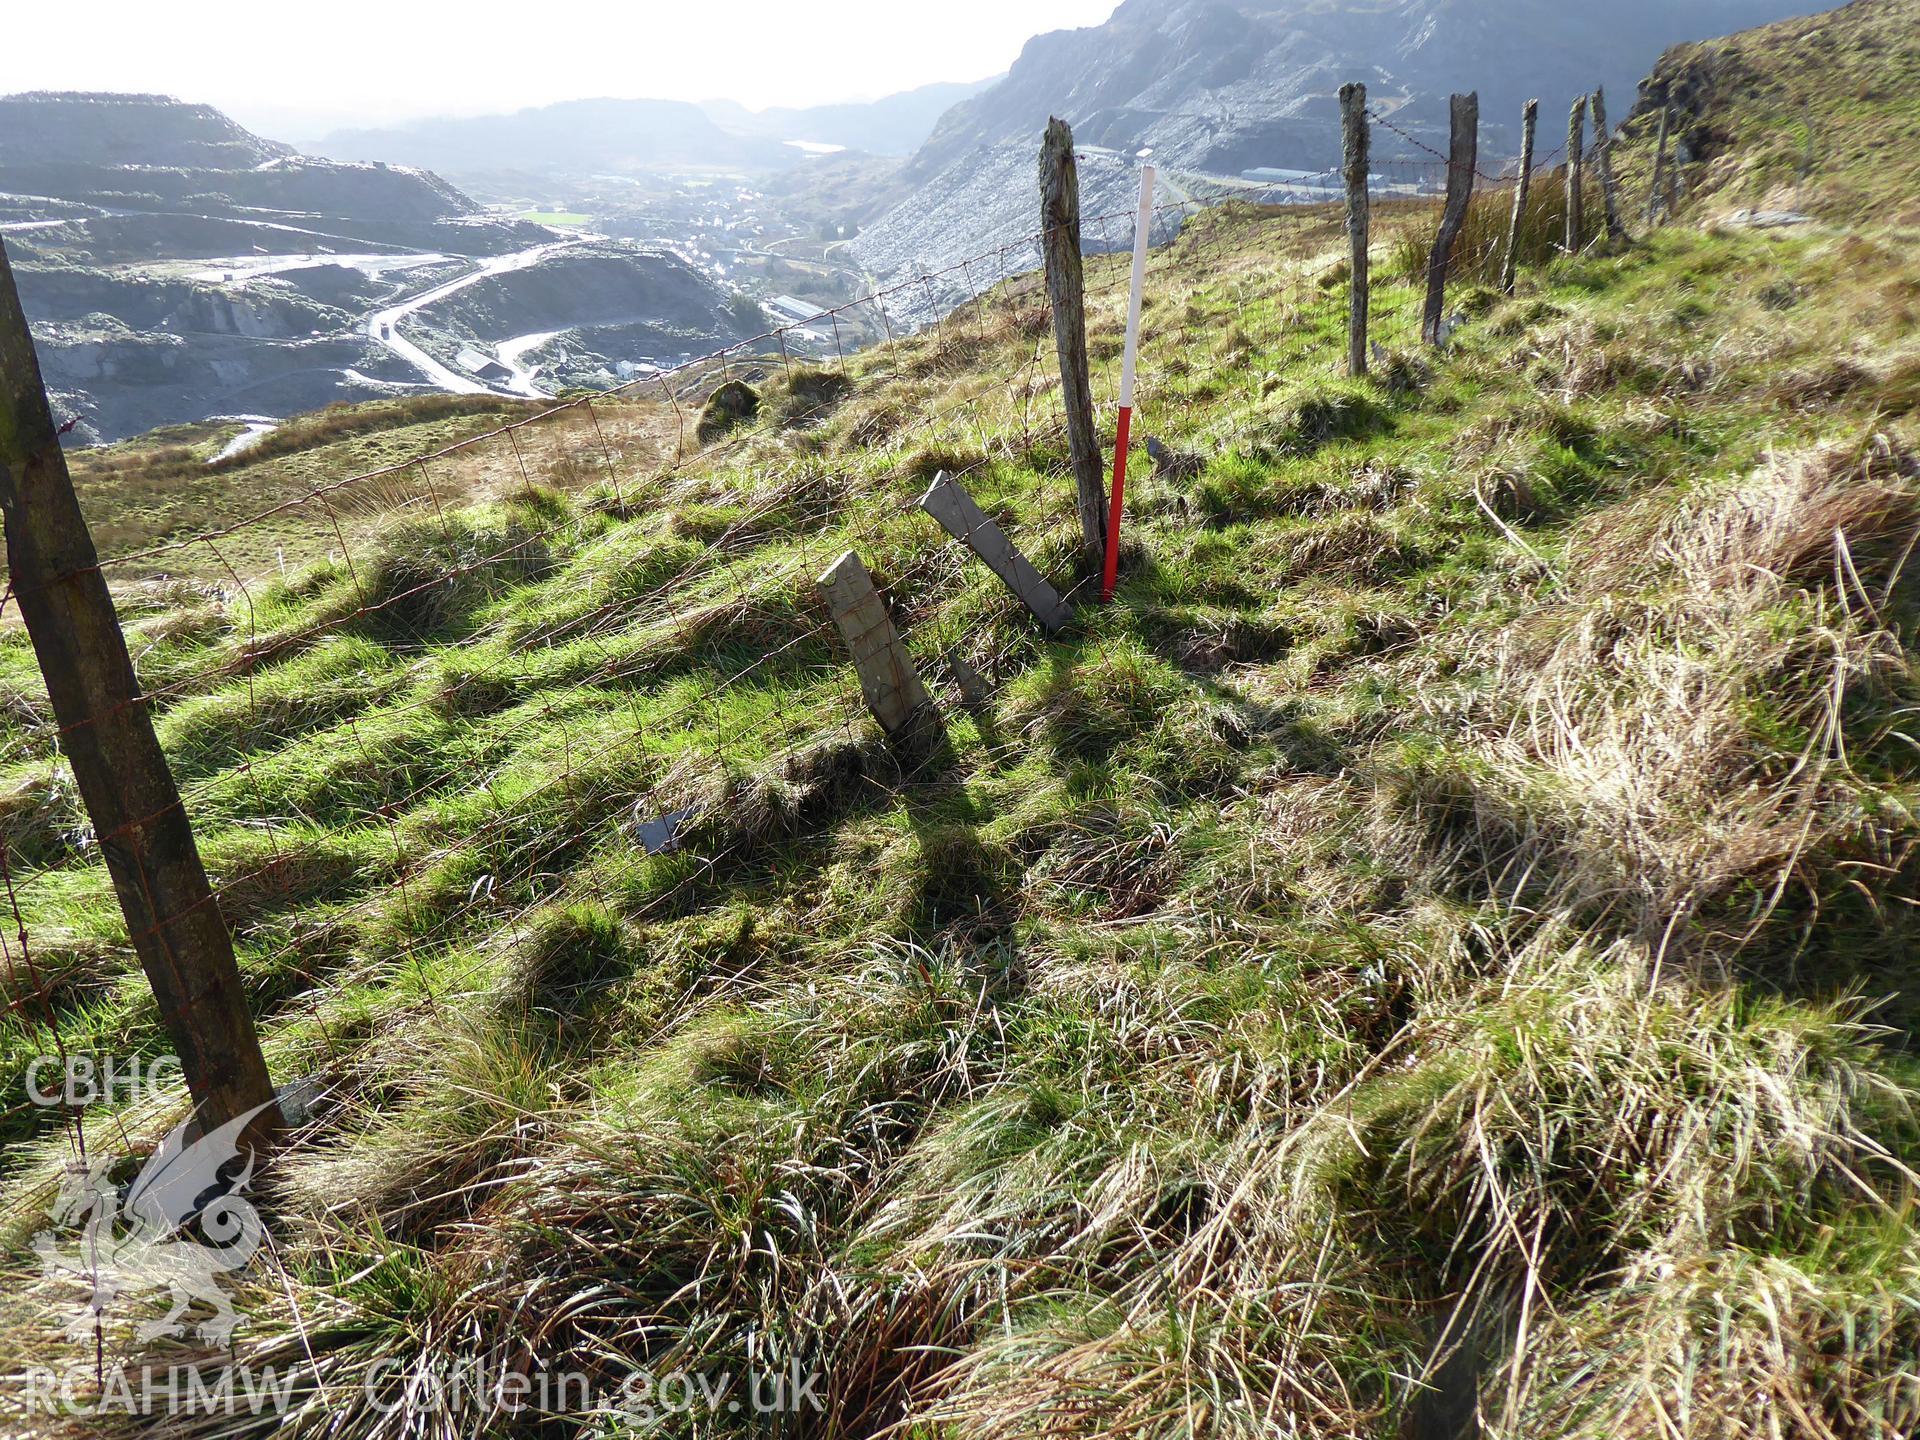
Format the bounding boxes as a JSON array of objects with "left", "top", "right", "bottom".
[
  {"left": 818, "top": 550, "right": 938, "bottom": 750},
  {"left": 1340, "top": 82, "right": 1370, "bottom": 377},
  {"left": 945, "top": 651, "right": 993, "bottom": 716},
  {"left": 0, "top": 239, "right": 280, "bottom": 1155},
  {"left": 1591, "top": 87, "right": 1625, "bottom": 241},
  {"left": 1039, "top": 118, "right": 1105, "bottom": 564},
  {"left": 1665, "top": 116, "right": 1685, "bottom": 217},
  {"left": 1500, "top": 99, "right": 1539, "bottom": 295},
  {"left": 920, "top": 470, "right": 1072, "bottom": 632},
  {"left": 1565, "top": 94, "right": 1588, "bottom": 252},
  {"left": 1422, "top": 92, "right": 1478, "bottom": 347},
  {"left": 1648, "top": 99, "right": 1672, "bottom": 227}
]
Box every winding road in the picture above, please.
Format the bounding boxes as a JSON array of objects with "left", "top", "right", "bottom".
[
  {"left": 365, "top": 241, "right": 581, "bottom": 394},
  {"left": 206, "top": 415, "right": 279, "bottom": 463},
  {"left": 493, "top": 330, "right": 563, "bottom": 397}
]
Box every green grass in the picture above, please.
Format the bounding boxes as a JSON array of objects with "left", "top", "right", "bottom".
[
  {"left": 1612, "top": 0, "right": 1920, "bottom": 223},
  {"left": 2, "top": 98, "right": 1920, "bottom": 1440},
  {"left": 518, "top": 210, "right": 592, "bottom": 226}
]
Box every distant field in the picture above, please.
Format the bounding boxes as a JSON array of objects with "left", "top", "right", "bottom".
[{"left": 519, "top": 209, "right": 592, "bottom": 225}]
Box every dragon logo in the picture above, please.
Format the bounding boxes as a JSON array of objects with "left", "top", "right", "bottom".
[{"left": 32, "top": 1102, "right": 275, "bottom": 1345}]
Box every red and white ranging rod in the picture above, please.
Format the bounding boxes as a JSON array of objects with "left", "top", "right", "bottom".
[{"left": 1102, "top": 164, "right": 1155, "bottom": 603}]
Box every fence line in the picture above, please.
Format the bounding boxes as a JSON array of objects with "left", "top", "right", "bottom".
[{"left": 0, "top": 85, "right": 1627, "bottom": 1172}]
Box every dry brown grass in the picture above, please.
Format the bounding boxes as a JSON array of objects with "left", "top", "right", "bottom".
[
  {"left": 1578, "top": 434, "right": 1920, "bottom": 595},
  {"left": 1406, "top": 436, "right": 1920, "bottom": 948}
]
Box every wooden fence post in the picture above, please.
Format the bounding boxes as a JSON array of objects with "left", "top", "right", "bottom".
[
  {"left": 0, "top": 239, "right": 280, "bottom": 1155},
  {"left": 1591, "top": 87, "right": 1625, "bottom": 241},
  {"left": 1565, "top": 94, "right": 1587, "bottom": 252},
  {"left": 817, "top": 550, "right": 938, "bottom": 748},
  {"left": 1340, "top": 82, "right": 1370, "bottom": 377},
  {"left": 1039, "top": 118, "right": 1106, "bottom": 564},
  {"left": 1422, "top": 92, "right": 1478, "bottom": 347},
  {"left": 920, "top": 470, "right": 1073, "bottom": 633},
  {"left": 1665, "top": 115, "right": 1685, "bottom": 217},
  {"left": 945, "top": 651, "right": 993, "bottom": 716},
  {"left": 1500, "top": 99, "right": 1539, "bottom": 295},
  {"left": 1648, "top": 100, "right": 1672, "bottom": 227}
]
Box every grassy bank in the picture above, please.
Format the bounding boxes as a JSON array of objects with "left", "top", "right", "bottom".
[
  {"left": 53, "top": 393, "right": 651, "bottom": 592},
  {"left": 1, "top": 119, "right": 1918, "bottom": 1440}
]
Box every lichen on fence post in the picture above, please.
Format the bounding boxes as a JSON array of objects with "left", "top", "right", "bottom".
[
  {"left": 1649, "top": 98, "right": 1673, "bottom": 227},
  {"left": 1039, "top": 118, "right": 1106, "bottom": 564},
  {"left": 1340, "top": 82, "right": 1370, "bottom": 377},
  {"left": 1566, "top": 94, "right": 1588, "bottom": 252},
  {"left": 1501, "top": 99, "right": 1540, "bottom": 295},
  {"left": 0, "top": 237, "right": 281, "bottom": 1158},
  {"left": 919, "top": 470, "right": 1072, "bottom": 633},
  {"left": 817, "top": 550, "right": 940, "bottom": 753},
  {"left": 1591, "top": 87, "right": 1626, "bottom": 241},
  {"left": 1422, "top": 91, "right": 1479, "bottom": 347}
]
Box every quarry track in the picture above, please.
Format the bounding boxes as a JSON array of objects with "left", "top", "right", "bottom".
[
  {"left": 493, "top": 329, "right": 563, "bottom": 396},
  {"left": 365, "top": 239, "right": 582, "bottom": 393}
]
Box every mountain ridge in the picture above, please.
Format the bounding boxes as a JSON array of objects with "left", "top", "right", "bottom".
[
  {"left": 0, "top": 90, "right": 294, "bottom": 168},
  {"left": 850, "top": 0, "right": 1827, "bottom": 306},
  {"left": 908, "top": 0, "right": 1827, "bottom": 178},
  {"left": 312, "top": 96, "right": 791, "bottom": 178},
  {"left": 700, "top": 78, "right": 1002, "bottom": 157},
  {"left": 311, "top": 80, "right": 1006, "bottom": 179},
  {"left": 1625, "top": 0, "right": 1920, "bottom": 220}
]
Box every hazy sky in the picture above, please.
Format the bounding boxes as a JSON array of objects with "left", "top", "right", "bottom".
[{"left": 2, "top": 0, "right": 1121, "bottom": 138}]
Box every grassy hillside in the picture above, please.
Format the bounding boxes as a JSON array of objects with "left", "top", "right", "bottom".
[
  {"left": 2, "top": 28, "right": 1920, "bottom": 1440},
  {"left": 56, "top": 393, "right": 643, "bottom": 589},
  {"left": 1620, "top": 0, "right": 1920, "bottom": 222}
]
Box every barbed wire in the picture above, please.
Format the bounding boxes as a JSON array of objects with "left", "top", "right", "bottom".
[
  {"left": 1365, "top": 103, "right": 1575, "bottom": 184},
  {"left": 0, "top": 129, "right": 1572, "bottom": 1187}
]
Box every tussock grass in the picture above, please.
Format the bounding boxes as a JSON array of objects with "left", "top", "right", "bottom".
[
  {"left": 695, "top": 377, "right": 761, "bottom": 442},
  {"left": 5, "top": 125, "right": 1920, "bottom": 1440},
  {"left": 1395, "top": 178, "right": 1610, "bottom": 293},
  {"left": 770, "top": 364, "right": 855, "bottom": 428},
  {"left": 54, "top": 395, "right": 552, "bottom": 592}
]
